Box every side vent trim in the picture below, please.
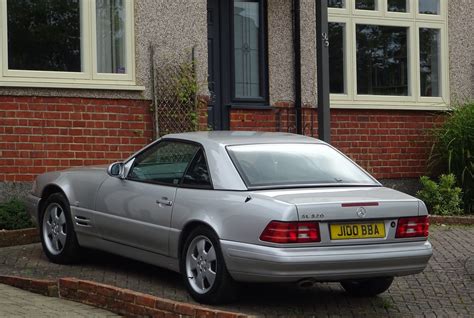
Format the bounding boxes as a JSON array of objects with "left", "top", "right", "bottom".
[{"left": 74, "top": 216, "right": 92, "bottom": 227}]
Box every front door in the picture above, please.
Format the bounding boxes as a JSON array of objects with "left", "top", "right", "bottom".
[
  {"left": 207, "top": 0, "right": 268, "bottom": 130},
  {"left": 94, "top": 141, "right": 201, "bottom": 256}
]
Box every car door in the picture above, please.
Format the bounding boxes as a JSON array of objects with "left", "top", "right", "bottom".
[{"left": 94, "top": 140, "right": 200, "bottom": 256}]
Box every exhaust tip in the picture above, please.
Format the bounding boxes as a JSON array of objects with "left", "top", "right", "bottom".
[{"left": 298, "top": 279, "right": 316, "bottom": 289}]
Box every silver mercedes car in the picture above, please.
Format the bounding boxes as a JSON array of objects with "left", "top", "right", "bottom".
[{"left": 26, "top": 131, "right": 432, "bottom": 304}]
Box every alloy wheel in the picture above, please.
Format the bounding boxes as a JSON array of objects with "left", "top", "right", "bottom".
[
  {"left": 42, "top": 203, "right": 67, "bottom": 255},
  {"left": 185, "top": 235, "right": 217, "bottom": 294}
]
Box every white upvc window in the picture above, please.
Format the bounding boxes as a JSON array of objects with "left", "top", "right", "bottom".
[
  {"left": 328, "top": 0, "right": 449, "bottom": 110},
  {"left": 0, "top": 0, "right": 140, "bottom": 90}
]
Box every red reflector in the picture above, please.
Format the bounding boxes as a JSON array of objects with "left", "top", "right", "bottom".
[
  {"left": 341, "top": 202, "right": 379, "bottom": 207},
  {"left": 260, "top": 221, "right": 321, "bottom": 244},
  {"left": 396, "top": 216, "right": 429, "bottom": 238}
]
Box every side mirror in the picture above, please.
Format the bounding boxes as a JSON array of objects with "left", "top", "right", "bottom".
[{"left": 107, "top": 162, "right": 125, "bottom": 179}]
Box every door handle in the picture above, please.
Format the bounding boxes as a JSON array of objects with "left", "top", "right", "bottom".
[{"left": 156, "top": 198, "right": 173, "bottom": 207}]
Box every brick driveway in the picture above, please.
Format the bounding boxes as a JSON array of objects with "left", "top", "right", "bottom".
[
  {"left": 0, "top": 283, "right": 119, "bottom": 317},
  {"left": 0, "top": 226, "right": 472, "bottom": 317}
]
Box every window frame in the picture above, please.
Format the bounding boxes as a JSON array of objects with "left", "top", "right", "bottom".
[
  {"left": 0, "top": 0, "right": 139, "bottom": 90},
  {"left": 126, "top": 139, "right": 214, "bottom": 190},
  {"left": 227, "top": 0, "right": 269, "bottom": 106},
  {"left": 181, "top": 148, "right": 214, "bottom": 190},
  {"left": 328, "top": 0, "right": 449, "bottom": 110}
]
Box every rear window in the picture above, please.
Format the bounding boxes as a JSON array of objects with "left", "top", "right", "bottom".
[{"left": 227, "top": 143, "right": 378, "bottom": 189}]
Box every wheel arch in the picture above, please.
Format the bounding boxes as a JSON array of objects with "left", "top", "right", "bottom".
[
  {"left": 38, "top": 184, "right": 70, "bottom": 218},
  {"left": 178, "top": 220, "right": 219, "bottom": 260}
]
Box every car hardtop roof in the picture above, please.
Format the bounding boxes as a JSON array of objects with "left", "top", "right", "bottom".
[{"left": 163, "top": 131, "right": 324, "bottom": 147}]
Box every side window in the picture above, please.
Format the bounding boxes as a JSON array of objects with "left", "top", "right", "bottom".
[
  {"left": 182, "top": 149, "right": 212, "bottom": 189},
  {"left": 129, "top": 141, "right": 199, "bottom": 186}
]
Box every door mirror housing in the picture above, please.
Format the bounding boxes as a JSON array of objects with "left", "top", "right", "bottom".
[{"left": 107, "top": 162, "right": 125, "bottom": 179}]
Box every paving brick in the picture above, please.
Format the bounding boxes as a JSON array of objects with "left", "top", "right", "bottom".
[
  {"left": 0, "top": 226, "right": 472, "bottom": 317},
  {"left": 0, "top": 283, "right": 118, "bottom": 317}
]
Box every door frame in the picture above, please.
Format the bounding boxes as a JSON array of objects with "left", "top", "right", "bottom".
[{"left": 207, "top": 0, "right": 270, "bottom": 130}]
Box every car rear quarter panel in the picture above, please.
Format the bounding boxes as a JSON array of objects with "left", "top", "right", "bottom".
[{"left": 169, "top": 188, "right": 298, "bottom": 258}]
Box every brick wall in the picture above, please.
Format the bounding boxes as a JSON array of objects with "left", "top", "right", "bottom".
[
  {"left": 0, "top": 96, "right": 153, "bottom": 182},
  {"left": 230, "top": 104, "right": 445, "bottom": 179},
  {"left": 0, "top": 95, "right": 444, "bottom": 183}
]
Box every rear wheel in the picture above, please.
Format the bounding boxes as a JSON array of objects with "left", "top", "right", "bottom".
[
  {"left": 340, "top": 277, "right": 394, "bottom": 297},
  {"left": 180, "top": 226, "right": 237, "bottom": 304},
  {"left": 40, "top": 193, "right": 81, "bottom": 264}
]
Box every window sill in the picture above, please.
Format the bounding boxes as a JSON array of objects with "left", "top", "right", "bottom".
[
  {"left": 330, "top": 100, "right": 450, "bottom": 111},
  {"left": 0, "top": 81, "right": 145, "bottom": 91},
  {"left": 228, "top": 104, "right": 275, "bottom": 110}
]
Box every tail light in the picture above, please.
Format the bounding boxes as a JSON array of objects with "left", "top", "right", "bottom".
[
  {"left": 396, "top": 216, "right": 429, "bottom": 238},
  {"left": 260, "top": 221, "right": 321, "bottom": 244}
]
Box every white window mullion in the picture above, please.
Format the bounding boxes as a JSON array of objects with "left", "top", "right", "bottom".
[
  {"left": 81, "top": 0, "right": 92, "bottom": 79},
  {"left": 379, "top": 0, "right": 386, "bottom": 17}
]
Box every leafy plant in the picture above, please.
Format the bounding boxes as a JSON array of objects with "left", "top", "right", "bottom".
[
  {"left": 429, "top": 102, "right": 474, "bottom": 213},
  {"left": 0, "top": 199, "right": 34, "bottom": 230},
  {"left": 154, "top": 54, "right": 206, "bottom": 136},
  {"left": 416, "top": 174, "right": 463, "bottom": 215}
]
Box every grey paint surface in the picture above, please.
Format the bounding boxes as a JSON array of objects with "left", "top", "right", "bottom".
[{"left": 27, "top": 132, "right": 432, "bottom": 283}]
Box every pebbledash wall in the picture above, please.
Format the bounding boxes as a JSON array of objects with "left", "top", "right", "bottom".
[{"left": 0, "top": 0, "right": 473, "bottom": 200}]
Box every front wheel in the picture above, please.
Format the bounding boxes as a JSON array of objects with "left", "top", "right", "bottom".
[
  {"left": 180, "top": 226, "right": 237, "bottom": 304},
  {"left": 40, "top": 193, "right": 81, "bottom": 264},
  {"left": 340, "top": 277, "right": 394, "bottom": 297}
]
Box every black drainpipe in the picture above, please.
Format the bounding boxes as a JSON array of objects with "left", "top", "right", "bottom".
[{"left": 293, "top": 0, "right": 303, "bottom": 135}]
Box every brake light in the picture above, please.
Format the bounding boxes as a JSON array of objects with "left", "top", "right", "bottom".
[
  {"left": 396, "top": 216, "right": 429, "bottom": 238},
  {"left": 260, "top": 221, "right": 321, "bottom": 243}
]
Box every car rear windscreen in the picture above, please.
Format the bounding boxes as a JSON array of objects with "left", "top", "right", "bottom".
[{"left": 227, "top": 143, "right": 378, "bottom": 189}]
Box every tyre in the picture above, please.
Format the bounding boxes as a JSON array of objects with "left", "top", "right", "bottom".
[
  {"left": 40, "top": 193, "right": 81, "bottom": 264},
  {"left": 180, "top": 226, "right": 237, "bottom": 304},
  {"left": 340, "top": 277, "right": 394, "bottom": 297}
]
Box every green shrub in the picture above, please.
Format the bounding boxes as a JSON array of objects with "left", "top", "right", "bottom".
[
  {"left": 429, "top": 102, "right": 474, "bottom": 213},
  {"left": 416, "top": 174, "right": 463, "bottom": 215},
  {"left": 0, "top": 199, "right": 34, "bottom": 230}
]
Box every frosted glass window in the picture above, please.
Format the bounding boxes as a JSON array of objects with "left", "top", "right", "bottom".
[
  {"left": 234, "top": 0, "right": 261, "bottom": 99},
  {"left": 96, "top": 0, "right": 127, "bottom": 74}
]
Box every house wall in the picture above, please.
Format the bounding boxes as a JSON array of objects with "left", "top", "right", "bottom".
[
  {"left": 448, "top": 0, "right": 474, "bottom": 102},
  {"left": 0, "top": 0, "right": 209, "bottom": 199},
  {"left": 266, "top": 0, "right": 318, "bottom": 106},
  {"left": 230, "top": 105, "right": 444, "bottom": 180},
  {"left": 1, "top": 0, "right": 473, "bottom": 200},
  {"left": 0, "top": 96, "right": 153, "bottom": 183}
]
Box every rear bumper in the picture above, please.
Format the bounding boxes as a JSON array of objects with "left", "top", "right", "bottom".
[
  {"left": 220, "top": 240, "right": 432, "bottom": 282},
  {"left": 25, "top": 193, "right": 41, "bottom": 226}
]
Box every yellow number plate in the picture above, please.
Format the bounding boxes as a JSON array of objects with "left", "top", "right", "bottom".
[{"left": 330, "top": 223, "right": 385, "bottom": 240}]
